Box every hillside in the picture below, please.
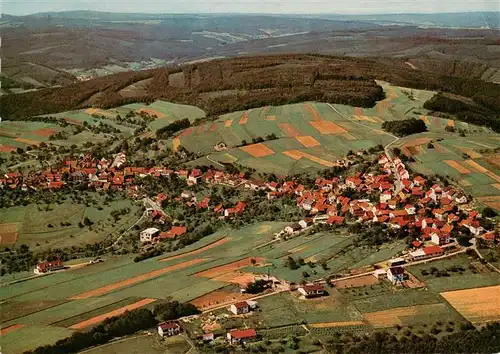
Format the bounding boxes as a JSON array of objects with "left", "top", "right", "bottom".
[{"left": 2, "top": 54, "right": 500, "bottom": 132}]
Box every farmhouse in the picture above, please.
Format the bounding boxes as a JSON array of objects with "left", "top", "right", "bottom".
[
  {"left": 298, "top": 283, "right": 326, "bottom": 298},
  {"left": 387, "top": 266, "right": 406, "bottom": 284},
  {"left": 159, "top": 226, "right": 187, "bottom": 240},
  {"left": 373, "top": 269, "right": 387, "bottom": 279},
  {"left": 409, "top": 245, "right": 444, "bottom": 261},
  {"left": 285, "top": 223, "right": 302, "bottom": 235},
  {"left": 227, "top": 328, "right": 257, "bottom": 344},
  {"left": 140, "top": 227, "right": 160, "bottom": 243},
  {"left": 34, "top": 259, "right": 64, "bottom": 274},
  {"left": 230, "top": 301, "right": 250, "bottom": 315},
  {"left": 431, "top": 231, "right": 451, "bottom": 246},
  {"left": 158, "top": 322, "right": 181, "bottom": 337}
]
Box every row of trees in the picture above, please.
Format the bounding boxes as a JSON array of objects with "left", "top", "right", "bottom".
[{"left": 24, "top": 300, "right": 200, "bottom": 354}]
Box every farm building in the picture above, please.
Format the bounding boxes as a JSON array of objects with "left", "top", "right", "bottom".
[
  {"left": 158, "top": 322, "right": 181, "bottom": 337},
  {"left": 373, "top": 269, "right": 387, "bottom": 279},
  {"left": 387, "top": 267, "right": 406, "bottom": 284},
  {"left": 409, "top": 245, "right": 444, "bottom": 261},
  {"left": 140, "top": 227, "right": 160, "bottom": 243},
  {"left": 298, "top": 283, "right": 326, "bottom": 298},
  {"left": 387, "top": 257, "right": 406, "bottom": 267},
  {"left": 230, "top": 301, "right": 250, "bottom": 315},
  {"left": 227, "top": 328, "right": 257, "bottom": 344},
  {"left": 34, "top": 259, "right": 64, "bottom": 274},
  {"left": 285, "top": 223, "right": 302, "bottom": 235}
]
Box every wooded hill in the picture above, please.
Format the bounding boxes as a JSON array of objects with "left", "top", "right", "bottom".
[{"left": 1, "top": 54, "right": 499, "bottom": 131}]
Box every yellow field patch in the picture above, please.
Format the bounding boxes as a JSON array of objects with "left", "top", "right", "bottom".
[
  {"left": 354, "top": 115, "right": 381, "bottom": 124},
  {"left": 444, "top": 160, "right": 471, "bottom": 174},
  {"left": 85, "top": 108, "right": 114, "bottom": 117},
  {"left": 441, "top": 285, "right": 500, "bottom": 324},
  {"left": 219, "top": 153, "right": 237, "bottom": 163},
  {"left": 419, "top": 115, "right": 430, "bottom": 124},
  {"left": 309, "top": 120, "right": 347, "bottom": 135},
  {"left": 464, "top": 160, "right": 500, "bottom": 183},
  {"left": 433, "top": 143, "right": 450, "bottom": 154},
  {"left": 447, "top": 119, "right": 455, "bottom": 127},
  {"left": 14, "top": 138, "right": 40, "bottom": 146},
  {"left": 282, "top": 150, "right": 335, "bottom": 167},
  {"left": 255, "top": 224, "right": 272, "bottom": 234},
  {"left": 266, "top": 115, "right": 276, "bottom": 121},
  {"left": 454, "top": 146, "right": 482, "bottom": 159},
  {"left": 296, "top": 135, "right": 321, "bottom": 147},
  {"left": 240, "top": 143, "right": 275, "bottom": 158},
  {"left": 239, "top": 111, "right": 249, "bottom": 125},
  {"left": 342, "top": 133, "right": 357, "bottom": 141},
  {"left": 404, "top": 137, "right": 431, "bottom": 147},
  {"left": 310, "top": 321, "right": 365, "bottom": 328},
  {"left": 374, "top": 129, "right": 386, "bottom": 135},
  {"left": 364, "top": 303, "right": 447, "bottom": 328},
  {"left": 224, "top": 119, "right": 233, "bottom": 128},
  {"left": 172, "top": 138, "right": 181, "bottom": 152}
]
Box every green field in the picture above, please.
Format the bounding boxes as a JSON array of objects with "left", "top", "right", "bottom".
[
  {"left": 352, "top": 288, "right": 442, "bottom": 313},
  {"left": 0, "top": 197, "right": 141, "bottom": 250},
  {"left": 80, "top": 334, "right": 175, "bottom": 354},
  {"left": 0, "top": 324, "right": 74, "bottom": 353}
]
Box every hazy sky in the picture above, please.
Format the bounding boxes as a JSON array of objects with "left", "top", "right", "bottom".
[{"left": 3, "top": 0, "right": 499, "bottom": 16}]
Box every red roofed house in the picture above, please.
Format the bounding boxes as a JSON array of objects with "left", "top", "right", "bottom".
[
  {"left": 431, "top": 231, "right": 450, "bottom": 246},
  {"left": 409, "top": 245, "right": 444, "bottom": 261},
  {"left": 327, "top": 216, "right": 345, "bottom": 225},
  {"left": 188, "top": 169, "right": 202, "bottom": 184},
  {"left": 227, "top": 328, "right": 257, "bottom": 344},
  {"left": 230, "top": 301, "right": 250, "bottom": 315},
  {"left": 160, "top": 226, "right": 188, "bottom": 239},
  {"left": 34, "top": 259, "right": 64, "bottom": 274},
  {"left": 298, "top": 283, "right": 326, "bottom": 298},
  {"left": 158, "top": 322, "right": 181, "bottom": 337}
]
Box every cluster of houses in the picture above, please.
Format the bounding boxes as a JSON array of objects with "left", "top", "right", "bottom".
[{"left": 34, "top": 259, "right": 64, "bottom": 274}]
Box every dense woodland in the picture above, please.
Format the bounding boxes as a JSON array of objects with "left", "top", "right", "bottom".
[
  {"left": 382, "top": 118, "right": 427, "bottom": 137},
  {"left": 2, "top": 54, "right": 499, "bottom": 132}
]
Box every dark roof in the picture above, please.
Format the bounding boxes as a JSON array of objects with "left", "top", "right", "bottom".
[{"left": 389, "top": 267, "right": 405, "bottom": 275}]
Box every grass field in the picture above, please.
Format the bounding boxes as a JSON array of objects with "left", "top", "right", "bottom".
[
  {"left": 81, "top": 334, "right": 172, "bottom": 354},
  {"left": 0, "top": 324, "right": 74, "bottom": 353},
  {"left": 0, "top": 197, "right": 140, "bottom": 250}
]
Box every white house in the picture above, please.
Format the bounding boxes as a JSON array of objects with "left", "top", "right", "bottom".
[
  {"left": 387, "top": 267, "right": 405, "bottom": 284},
  {"left": 227, "top": 329, "right": 257, "bottom": 344},
  {"left": 298, "top": 283, "right": 326, "bottom": 298},
  {"left": 140, "top": 227, "right": 160, "bottom": 243},
  {"left": 285, "top": 223, "right": 302, "bottom": 235},
  {"left": 158, "top": 322, "right": 181, "bottom": 337},
  {"left": 230, "top": 301, "right": 250, "bottom": 315}
]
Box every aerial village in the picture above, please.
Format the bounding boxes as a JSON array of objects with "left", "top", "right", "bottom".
[{"left": 1, "top": 147, "right": 499, "bottom": 348}]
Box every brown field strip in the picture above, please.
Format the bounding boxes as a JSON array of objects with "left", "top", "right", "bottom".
[
  {"left": 159, "top": 237, "right": 229, "bottom": 262},
  {"left": 0, "top": 223, "right": 18, "bottom": 233},
  {"left": 224, "top": 119, "right": 233, "bottom": 128},
  {"left": 69, "top": 298, "right": 157, "bottom": 330},
  {"left": 404, "top": 137, "right": 431, "bottom": 147},
  {"left": 0, "top": 324, "right": 25, "bottom": 336},
  {"left": 492, "top": 183, "right": 500, "bottom": 191},
  {"left": 209, "top": 122, "right": 217, "bottom": 132},
  {"left": 196, "top": 124, "right": 205, "bottom": 134},
  {"left": 441, "top": 285, "right": 500, "bottom": 324},
  {"left": 32, "top": 128, "right": 57, "bottom": 137},
  {"left": 135, "top": 108, "right": 167, "bottom": 118},
  {"left": 278, "top": 123, "right": 301, "bottom": 137},
  {"left": 444, "top": 160, "right": 471, "bottom": 174},
  {"left": 305, "top": 104, "right": 322, "bottom": 121},
  {"left": 476, "top": 196, "right": 500, "bottom": 210},
  {"left": 282, "top": 150, "right": 336, "bottom": 167},
  {"left": 194, "top": 257, "right": 265, "bottom": 279},
  {"left": 212, "top": 271, "right": 256, "bottom": 286},
  {"left": 240, "top": 143, "right": 275, "bottom": 157},
  {"left": 433, "top": 143, "right": 450, "bottom": 154},
  {"left": 0, "top": 232, "right": 18, "bottom": 245},
  {"left": 310, "top": 321, "right": 365, "bottom": 328},
  {"left": 296, "top": 135, "right": 320, "bottom": 147},
  {"left": 266, "top": 115, "right": 276, "bottom": 121},
  {"left": 454, "top": 146, "right": 481, "bottom": 159},
  {"left": 178, "top": 127, "right": 194, "bottom": 137},
  {"left": 309, "top": 121, "right": 347, "bottom": 135},
  {"left": 0, "top": 145, "right": 16, "bottom": 153},
  {"left": 64, "top": 118, "right": 84, "bottom": 126},
  {"left": 333, "top": 275, "right": 379, "bottom": 289},
  {"left": 484, "top": 155, "right": 500, "bottom": 169},
  {"left": 70, "top": 258, "right": 207, "bottom": 299},
  {"left": 190, "top": 290, "right": 253, "bottom": 310},
  {"left": 354, "top": 115, "right": 380, "bottom": 124},
  {"left": 15, "top": 137, "right": 40, "bottom": 146},
  {"left": 364, "top": 303, "right": 447, "bottom": 328},
  {"left": 354, "top": 107, "right": 364, "bottom": 116},
  {"left": 464, "top": 160, "right": 500, "bottom": 183},
  {"left": 172, "top": 138, "right": 181, "bottom": 152},
  {"left": 342, "top": 133, "right": 357, "bottom": 141},
  {"left": 239, "top": 111, "right": 249, "bottom": 125}
]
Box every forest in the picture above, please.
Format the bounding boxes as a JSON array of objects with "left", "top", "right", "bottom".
[
  {"left": 2, "top": 54, "right": 500, "bottom": 132},
  {"left": 382, "top": 118, "right": 428, "bottom": 137}
]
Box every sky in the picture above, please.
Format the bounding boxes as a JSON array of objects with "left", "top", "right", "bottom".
[{"left": 2, "top": 0, "right": 499, "bottom": 16}]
